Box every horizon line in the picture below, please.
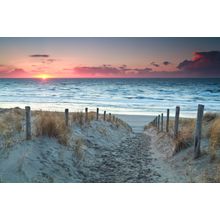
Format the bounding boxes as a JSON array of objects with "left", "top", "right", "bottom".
[{"left": 1, "top": 77, "right": 220, "bottom": 79}]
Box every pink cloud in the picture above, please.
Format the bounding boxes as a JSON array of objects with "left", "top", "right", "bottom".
[
  {"left": 0, "top": 65, "right": 27, "bottom": 78},
  {"left": 71, "top": 65, "right": 153, "bottom": 77},
  {"left": 177, "top": 51, "right": 220, "bottom": 75}
]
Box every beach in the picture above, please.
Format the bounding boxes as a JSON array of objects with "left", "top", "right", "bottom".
[
  {"left": 0, "top": 107, "right": 220, "bottom": 182},
  {"left": 0, "top": 108, "right": 160, "bottom": 182},
  {"left": 0, "top": 107, "right": 180, "bottom": 182},
  {"left": 116, "top": 114, "right": 155, "bottom": 132}
]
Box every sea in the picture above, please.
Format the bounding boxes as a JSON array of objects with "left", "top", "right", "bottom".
[{"left": 0, "top": 78, "right": 220, "bottom": 117}]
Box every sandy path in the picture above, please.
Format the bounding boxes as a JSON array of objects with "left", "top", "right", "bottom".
[
  {"left": 76, "top": 114, "right": 167, "bottom": 183},
  {"left": 80, "top": 132, "right": 161, "bottom": 183}
]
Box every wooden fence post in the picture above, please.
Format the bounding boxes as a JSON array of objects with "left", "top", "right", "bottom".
[
  {"left": 85, "top": 107, "right": 88, "bottom": 123},
  {"left": 96, "top": 108, "right": 99, "bottom": 120},
  {"left": 166, "top": 109, "right": 170, "bottom": 132},
  {"left": 104, "top": 110, "right": 106, "bottom": 121},
  {"left": 157, "top": 115, "right": 160, "bottom": 131},
  {"left": 174, "top": 106, "right": 180, "bottom": 138},
  {"left": 155, "top": 116, "right": 158, "bottom": 127},
  {"left": 113, "top": 115, "right": 115, "bottom": 122},
  {"left": 161, "top": 113, "right": 163, "bottom": 132},
  {"left": 25, "top": 106, "right": 31, "bottom": 140},
  {"left": 194, "top": 104, "right": 204, "bottom": 159},
  {"left": 65, "top": 108, "right": 69, "bottom": 126},
  {"left": 109, "top": 113, "right": 111, "bottom": 122}
]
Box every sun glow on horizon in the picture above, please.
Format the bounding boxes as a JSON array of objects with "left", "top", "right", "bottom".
[{"left": 35, "top": 74, "right": 51, "bottom": 80}]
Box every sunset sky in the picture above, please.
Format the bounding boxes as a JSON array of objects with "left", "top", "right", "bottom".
[{"left": 0, "top": 37, "right": 220, "bottom": 78}]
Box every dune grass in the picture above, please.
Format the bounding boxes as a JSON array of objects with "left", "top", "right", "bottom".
[
  {"left": 147, "top": 112, "right": 220, "bottom": 160},
  {"left": 73, "top": 138, "right": 85, "bottom": 159},
  {"left": 0, "top": 108, "right": 131, "bottom": 152},
  {"left": 35, "top": 111, "right": 70, "bottom": 145},
  {"left": 208, "top": 117, "right": 220, "bottom": 160},
  {"left": 174, "top": 118, "right": 195, "bottom": 152},
  {"left": 71, "top": 111, "right": 95, "bottom": 125},
  {"left": 0, "top": 108, "right": 24, "bottom": 147}
]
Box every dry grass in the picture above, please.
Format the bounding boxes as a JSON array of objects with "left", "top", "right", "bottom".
[
  {"left": 171, "top": 118, "right": 195, "bottom": 153},
  {"left": 35, "top": 111, "right": 70, "bottom": 145},
  {"left": 203, "top": 112, "right": 218, "bottom": 139},
  {"left": 113, "top": 117, "right": 132, "bottom": 132},
  {"left": 71, "top": 111, "right": 96, "bottom": 125},
  {"left": 73, "top": 138, "right": 85, "bottom": 159},
  {"left": 144, "top": 123, "right": 154, "bottom": 130},
  {"left": 203, "top": 112, "right": 217, "bottom": 122},
  {"left": 0, "top": 108, "right": 24, "bottom": 147},
  {"left": 208, "top": 117, "right": 220, "bottom": 160},
  {"left": 72, "top": 112, "right": 84, "bottom": 125}
]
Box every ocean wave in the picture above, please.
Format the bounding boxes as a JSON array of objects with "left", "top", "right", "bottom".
[{"left": 1, "top": 78, "right": 220, "bottom": 116}]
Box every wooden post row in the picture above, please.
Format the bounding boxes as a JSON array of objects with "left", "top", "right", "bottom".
[
  {"left": 194, "top": 104, "right": 204, "bottom": 159},
  {"left": 161, "top": 113, "right": 163, "bottom": 132},
  {"left": 25, "top": 106, "right": 31, "bottom": 140},
  {"left": 174, "top": 106, "right": 180, "bottom": 138}
]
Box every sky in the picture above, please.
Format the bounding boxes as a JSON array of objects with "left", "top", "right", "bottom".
[{"left": 0, "top": 37, "right": 220, "bottom": 78}]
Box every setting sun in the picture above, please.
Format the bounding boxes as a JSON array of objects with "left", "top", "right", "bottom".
[{"left": 36, "top": 74, "right": 50, "bottom": 80}]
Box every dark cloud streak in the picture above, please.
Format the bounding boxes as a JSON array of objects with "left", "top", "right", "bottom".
[
  {"left": 151, "top": 62, "right": 160, "bottom": 67},
  {"left": 30, "top": 54, "right": 50, "bottom": 58},
  {"left": 163, "top": 61, "right": 171, "bottom": 66}
]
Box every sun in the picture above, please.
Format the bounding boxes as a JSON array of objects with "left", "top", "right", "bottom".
[
  {"left": 36, "top": 74, "right": 50, "bottom": 80},
  {"left": 41, "top": 74, "right": 49, "bottom": 80}
]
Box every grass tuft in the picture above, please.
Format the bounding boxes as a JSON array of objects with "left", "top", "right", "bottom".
[
  {"left": 0, "top": 109, "right": 24, "bottom": 147},
  {"left": 208, "top": 117, "right": 220, "bottom": 160},
  {"left": 173, "top": 118, "right": 195, "bottom": 153},
  {"left": 35, "top": 111, "right": 69, "bottom": 145}
]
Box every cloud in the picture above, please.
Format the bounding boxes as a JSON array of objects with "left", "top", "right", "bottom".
[
  {"left": 74, "top": 65, "right": 121, "bottom": 75},
  {"left": 151, "top": 62, "right": 160, "bottom": 67},
  {"left": 133, "top": 67, "right": 152, "bottom": 75},
  {"left": 72, "top": 65, "right": 152, "bottom": 77},
  {"left": 0, "top": 64, "right": 13, "bottom": 73},
  {"left": 9, "top": 68, "right": 26, "bottom": 74},
  {"left": 47, "top": 58, "right": 56, "bottom": 63},
  {"left": 177, "top": 51, "right": 220, "bottom": 74},
  {"left": 41, "top": 58, "right": 57, "bottom": 64},
  {"left": 163, "top": 61, "right": 171, "bottom": 66},
  {"left": 30, "top": 54, "right": 50, "bottom": 58},
  {"left": 0, "top": 66, "right": 27, "bottom": 77}
]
